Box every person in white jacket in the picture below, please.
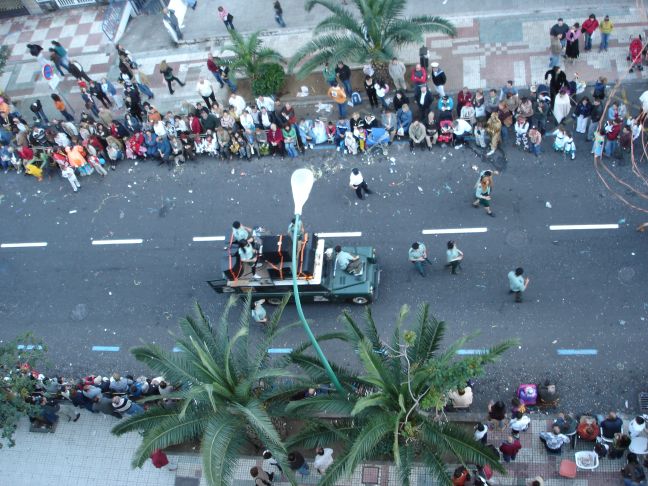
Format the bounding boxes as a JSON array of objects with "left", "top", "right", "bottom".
[
  {"left": 314, "top": 447, "right": 334, "bottom": 474},
  {"left": 61, "top": 163, "right": 80, "bottom": 192},
  {"left": 229, "top": 93, "right": 246, "bottom": 117},
  {"left": 514, "top": 116, "right": 529, "bottom": 150},
  {"left": 196, "top": 78, "right": 217, "bottom": 109}
]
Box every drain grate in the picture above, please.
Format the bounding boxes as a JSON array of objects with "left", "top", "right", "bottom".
[{"left": 640, "top": 392, "right": 648, "bottom": 413}]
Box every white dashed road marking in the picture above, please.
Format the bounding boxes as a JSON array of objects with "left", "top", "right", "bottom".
[
  {"left": 91, "top": 239, "right": 144, "bottom": 246},
  {"left": 422, "top": 228, "right": 488, "bottom": 235},
  {"left": 192, "top": 236, "right": 226, "bottom": 242},
  {"left": 315, "top": 232, "right": 362, "bottom": 238},
  {"left": 549, "top": 224, "right": 619, "bottom": 231},
  {"left": 1, "top": 242, "right": 48, "bottom": 248}
]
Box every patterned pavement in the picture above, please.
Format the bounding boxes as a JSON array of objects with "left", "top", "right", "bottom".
[
  {"left": 1, "top": 5, "right": 647, "bottom": 118},
  {"left": 0, "top": 410, "right": 637, "bottom": 485}
]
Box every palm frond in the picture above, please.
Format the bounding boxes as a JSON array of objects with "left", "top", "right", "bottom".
[
  {"left": 285, "top": 394, "right": 356, "bottom": 416},
  {"left": 408, "top": 304, "right": 443, "bottom": 363},
  {"left": 285, "top": 418, "right": 355, "bottom": 449},
  {"left": 130, "top": 411, "right": 209, "bottom": 467},
  {"left": 350, "top": 392, "right": 390, "bottom": 416},
  {"left": 420, "top": 447, "right": 455, "bottom": 486},
  {"left": 313, "top": 13, "right": 364, "bottom": 39},
  {"left": 318, "top": 413, "right": 394, "bottom": 486},
  {"left": 111, "top": 406, "right": 181, "bottom": 436},
  {"left": 130, "top": 344, "right": 211, "bottom": 386},
  {"left": 356, "top": 339, "right": 399, "bottom": 397},
  {"left": 288, "top": 352, "right": 356, "bottom": 386},
  {"left": 231, "top": 399, "right": 285, "bottom": 453},
  {"left": 395, "top": 443, "right": 414, "bottom": 486},
  {"left": 201, "top": 414, "right": 247, "bottom": 486},
  {"left": 421, "top": 422, "right": 504, "bottom": 473},
  {"left": 407, "top": 15, "right": 457, "bottom": 37},
  {"left": 362, "top": 306, "right": 383, "bottom": 350}
]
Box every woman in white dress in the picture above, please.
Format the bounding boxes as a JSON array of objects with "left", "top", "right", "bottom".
[{"left": 553, "top": 88, "right": 571, "bottom": 125}]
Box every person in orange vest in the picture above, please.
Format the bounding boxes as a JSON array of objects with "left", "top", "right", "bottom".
[{"left": 328, "top": 82, "right": 348, "bottom": 118}]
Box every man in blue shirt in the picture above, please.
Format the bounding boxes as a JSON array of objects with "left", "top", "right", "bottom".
[
  {"left": 408, "top": 242, "right": 431, "bottom": 277},
  {"left": 232, "top": 221, "right": 253, "bottom": 243},
  {"left": 335, "top": 245, "right": 362, "bottom": 275}
]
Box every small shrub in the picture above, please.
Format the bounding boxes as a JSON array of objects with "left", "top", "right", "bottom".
[{"left": 251, "top": 63, "right": 285, "bottom": 97}]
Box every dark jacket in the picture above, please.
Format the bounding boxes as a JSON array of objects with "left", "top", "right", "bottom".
[
  {"left": 431, "top": 69, "right": 446, "bottom": 87},
  {"left": 601, "top": 416, "right": 623, "bottom": 438},
  {"left": 589, "top": 102, "right": 603, "bottom": 122},
  {"left": 201, "top": 114, "right": 219, "bottom": 131},
  {"left": 416, "top": 91, "right": 433, "bottom": 114},
  {"left": 393, "top": 92, "right": 410, "bottom": 112},
  {"left": 288, "top": 451, "right": 306, "bottom": 470},
  {"left": 544, "top": 69, "right": 567, "bottom": 93},
  {"left": 335, "top": 64, "right": 351, "bottom": 81}
]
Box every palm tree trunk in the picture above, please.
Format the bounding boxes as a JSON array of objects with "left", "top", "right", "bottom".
[{"left": 372, "top": 61, "right": 390, "bottom": 85}]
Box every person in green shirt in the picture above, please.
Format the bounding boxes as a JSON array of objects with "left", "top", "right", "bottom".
[
  {"left": 232, "top": 220, "right": 253, "bottom": 243},
  {"left": 598, "top": 15, "right": 613, "bottom": 51},
  {"left": 446, "top": 240, "right": 464, "bottom": 275},
  {"left": 322, "top": 62, "right": 337, "bottom": 87},
  {"left": 251, "top": 299, "right": 268, "bottom": 324},
  {"left": 335, "top": 245, "right": 362, "bottom": 275},
  {"left": 508, "top": 267, "right": 530, "bottom": 303},
  {"left": 408, "top": 242, "right": 432, "bottom": 276}
]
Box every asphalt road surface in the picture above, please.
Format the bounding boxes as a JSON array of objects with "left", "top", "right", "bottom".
[{"left": 1, "top": 115, "right": 647, "bottom": 414}]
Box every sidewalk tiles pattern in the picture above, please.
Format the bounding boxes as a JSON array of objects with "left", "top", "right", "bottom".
[{"left": 0, "top": 410, "right": 632, "bottom": 486}]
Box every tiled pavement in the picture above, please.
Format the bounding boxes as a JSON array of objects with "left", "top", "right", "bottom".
[
  {"left": 1, "top": 5, "right": 648, "bottom": 119},
  {"left": 0, "top": 410, "right": 636, "bottom": 485}
]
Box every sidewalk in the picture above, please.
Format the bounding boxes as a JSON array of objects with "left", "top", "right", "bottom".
[
  {"left": 0, "top": 3, "right": 646, "bottom": 119},
  {"left": 0, "top": 410, "right": 631, "bottom": 485}
]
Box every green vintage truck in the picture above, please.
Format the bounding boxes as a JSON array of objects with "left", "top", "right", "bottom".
[{"left": 207, "top": 233, "right": 380, "bottom": 304}]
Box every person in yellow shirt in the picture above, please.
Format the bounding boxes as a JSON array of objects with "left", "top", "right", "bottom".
[
  {"left": 327, "top": 82, "right": 347, "bottom": 118},
  {"left": 599, "top": 15, "right": 613, "bottom": 51}
]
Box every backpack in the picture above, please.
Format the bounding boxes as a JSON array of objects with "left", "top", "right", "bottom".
[{"left": 351, "top": 91, "right": 362, "bottom": 105}]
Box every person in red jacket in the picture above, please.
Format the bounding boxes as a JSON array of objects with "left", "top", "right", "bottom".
[
  {"left": 206, "top": 52, "right": 225, "bottom": 88},
  {"left": 188, "top": 113, "right": 202, "bottom": 135},
  {"left": 150, "top": 449, "right": 177, "bottom": 471},
  {"left": 499, "top": 436, "right": 522, "bottom": 462},
  {"left": 604, "top": 117, "right": 622, "bottom": 157},
  {"left": 451, "top": 466, "right": 471, "bottom": 486},
  {"left": 581, "top": 14, "right": 599, "bottom": 51},
  {"left": 628, "top": 35, "right": 644, "bottom": 72},
  {"left": 267, "top": 122, "right": 285, "bottom": 157},
  {"left": 410, "top": 63, "right": 427, "bottom": 97},
  {"left": 457, "top": 87, "right": 473, "bottom": 116}
]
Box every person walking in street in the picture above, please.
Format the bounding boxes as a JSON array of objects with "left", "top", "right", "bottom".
[
  {"left": 335, "top": 62, "right": 352, "bottom": 98},
  {"left": 581, "top": 14, "right": 599, "bottom": 51},
  {"left": 66, "top": 60, "right": 92, "bottom": 83},
  {"left": 550, "top": 18, "right": 569, "bottom": 50},
  {"left": 159, "top": 60, "right": 185, "bottom": 95},
  {"left": 206, "top": 53, "right": 225, "bottom": 88},
  {"left": 48, "top": 48, "right": 68, "bottom": 77},
  {"left": 599, "top": 15, "right": 613, "bottom": 52},
  {"left": 29, "top": 99, "right": 48, "bottom": 124},
  {"left": 218, "top": 6, "right": 235, "bottom": 30},
  {"left": 508, "top": 267, "right": 530, "bottom": 303},
  {"left": 473, "top": 169, "right": 495, "bottom": 216},
  {"left": 328, "top": 82, "right": 347, "bottom": 118},
  {"left": 446, "top": 240, "right": 463, "bottom": 274},
  {"left": 100, "top": 77, "right": 123, "bottom": 109},
  {"left": 150, "top": 449, "right": 178, "bottom": 471},
  {"left": 349, "top": 167, "right": 372, "bottom": 200},
  {"left": 250, "top": 466, "right": 274, "bottom": 485},
  {"left": 196, "top": 78, "right": 217, "bottom": 109},
  {"left": 50, "top": 93, "right": 74, "bottom": 122},
  {"left": 51, "top": 40, "right": 70, "bottom": 68},
  {"left": 288, "top": 450, "right": 310, "bottom": 476},
  {"left": 273, "top": 0, "right": 286, "bottom": 27},
  {"left": 131, "top": 67, "right": 155, "bottom": 100},
  {"left": 162, "top": 7, "right": 183, "bottom": 40},
  {"left": 389, "top": 57, "right": 407, "bottom": 91},
  {"left": 408, "top": 241, "right": 432, "bottom": 277},
  {"left": 499, "top": 436, "right": 522, "bottom": 462},
  {"left": 430, "top": 62, "right": 446, "bottom": 98},
  {"left": 89, "top": 80, "right": 112, "bottom": 109},
  {"left": 314, "top": 446, "right": 334, "bottom": 474}
]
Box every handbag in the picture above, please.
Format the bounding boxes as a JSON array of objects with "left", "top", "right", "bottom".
[{"left": 227, "top": 13, "right": 234, "bottom": 22}]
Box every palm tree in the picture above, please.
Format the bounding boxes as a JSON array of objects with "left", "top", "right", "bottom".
[
  {"left": 285, "top": 304, "right": 515, "bottom": 486},
  {"left": 222, "top": 30, "right": 284, "bottom": 82},
  {"left": 112, "top": 296, "right": 298, "bottom": 486},
  {"left": 289, "top": 0, "right": 456, "bottom": 78}
]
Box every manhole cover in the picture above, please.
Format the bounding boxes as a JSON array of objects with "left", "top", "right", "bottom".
[
  {"left": 362, "top": 465, "right": 380, "bottom": 484},
  {"left": 175, "top": 478, "right": 200, "bottom": 486}
]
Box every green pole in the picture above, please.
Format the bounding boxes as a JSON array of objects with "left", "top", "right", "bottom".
[{"left": 291, "top": 214, "right": 345, "bottom": 395}]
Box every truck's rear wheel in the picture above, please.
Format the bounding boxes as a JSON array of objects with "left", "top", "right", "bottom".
[
  {"left": 352, "top": 296, "right": 369, "bottom": 305},
  {"left": 267, "top": 297, "right": 283, "bottom": 305},
  {"left": 221, "top": 287, "right": 235, "bottom": 293}
]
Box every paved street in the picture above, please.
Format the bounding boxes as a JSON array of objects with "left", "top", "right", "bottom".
[{"left": 1, "top": 87, "right": 647, "bottom": 414}]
